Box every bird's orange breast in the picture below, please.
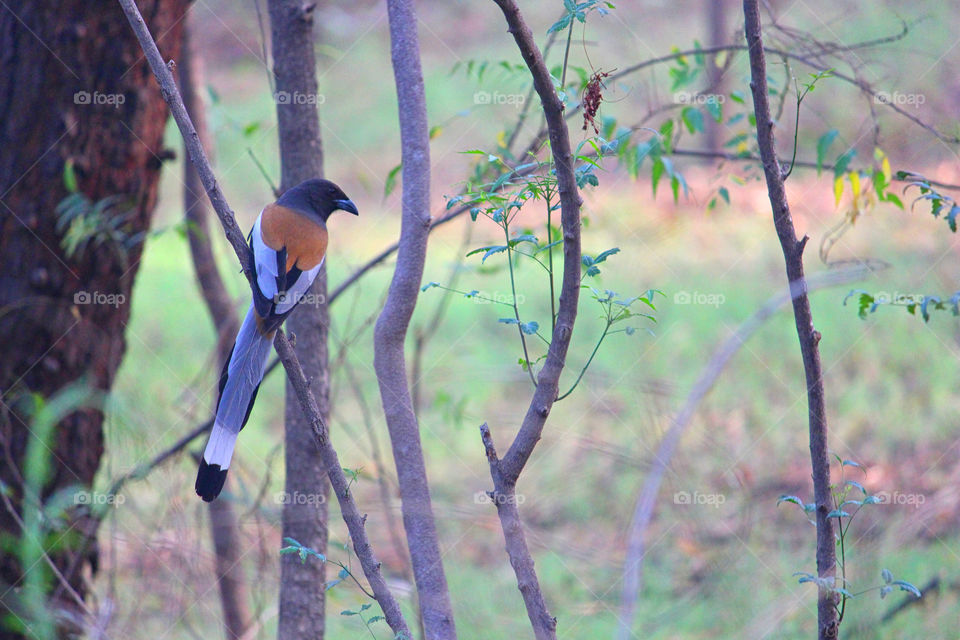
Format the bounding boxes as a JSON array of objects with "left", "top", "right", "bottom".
[{"left": 260, "top": 203, "right": 328, "bottom": 271}]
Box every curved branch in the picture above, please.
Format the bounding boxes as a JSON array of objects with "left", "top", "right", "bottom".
[
  {"left": 373, "top": 0, "right": 457, "bottom": 637},
  {"left": 479, "top": 1, "right": 585, "bottom": 638}
]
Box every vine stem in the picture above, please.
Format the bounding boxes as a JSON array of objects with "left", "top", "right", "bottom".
[
  {"left": 560, "top": 19, "right": 575, "bottom": 89},
  {"left": 504, "top": 221, "right": 538, "bottom": 386},
  {"left": 556, "top": 317, "right": 610, "bottom": 401},
  {"left": 546, "top": 187, "right": 557, "bottom": 335}
]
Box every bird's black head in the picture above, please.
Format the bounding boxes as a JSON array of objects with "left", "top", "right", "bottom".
[{"left": 277, "top": 178, "right": 359, "bottom": 223}]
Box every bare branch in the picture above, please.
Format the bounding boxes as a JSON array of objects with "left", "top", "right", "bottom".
[{"left": 743, "top": 1, "right": 838, "bottom": 637}]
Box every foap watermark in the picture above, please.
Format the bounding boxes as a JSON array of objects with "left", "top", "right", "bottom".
[
  {"left": 75, "top": 491, "right": 125, "bottom": 507},
  {"left": 273, "top": 91, "right": 326, "bottom": 106},
  {"left": 74, "top": 291, "right": 126, "bottom": 308},
  {"left": 74, "top": 91, "right": 126, "bottom": 107},
  {"left": 673, "top": 290, "right": 725, "bottom": 307},
  {"left": 674, "top": 490, "right": 726, "bottom": 508},
  {"left": 874, "top": 91, "right": 925, "bottom": 109},
  {"left": 673, "top": 92, "right": 725, "bottom": 106},
  {"left": 875, "top": 491, "right": 926, "bottom": 509},
  {"left": 274, "top": 292, "right": 326, "bottom": 307},
  {"left": 275, "top": 491, "right": 327, "bottom": 505},
  {"left": 474, "top": 90, "right": 525, "bottom": 106},
  {"left": 468, "top": 290, "right": 526, "bottom": 305},
  {"left": 873, "top": 291, "right": 924, "bottom": 306},
  {"left": 474, "top": 490, "right": 525, "bottom": 506}
]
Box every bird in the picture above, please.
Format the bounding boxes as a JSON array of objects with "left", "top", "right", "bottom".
[{"left": 195, "top": 178, "right": 358, "bottom": 502}]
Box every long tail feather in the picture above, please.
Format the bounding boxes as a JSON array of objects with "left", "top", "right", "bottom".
[{"left": 196, "top": 306, "right": 272, "bottom": 501}]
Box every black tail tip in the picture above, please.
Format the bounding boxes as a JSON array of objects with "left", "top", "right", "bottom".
[{"left": 195, "top": 459, "right": 228, "bottom": 502}]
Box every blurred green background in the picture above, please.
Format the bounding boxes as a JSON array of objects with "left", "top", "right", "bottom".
[{"left": 97, "top": 1, "right": 960, "bottom": 637}]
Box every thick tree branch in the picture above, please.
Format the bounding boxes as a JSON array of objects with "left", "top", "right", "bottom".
[
  {"left": 116, "top": 2, "right": 411, "bottom": 636},
  {"left": 743, "top": 1, "right": 838, "bottom": 637},
  {"left": 374, "top": 0, "right": 457, "bottom": 637}
]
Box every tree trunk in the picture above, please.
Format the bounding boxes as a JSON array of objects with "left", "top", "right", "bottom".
[
  {"left": 268, "top": 2, "right": 330, "bottom": 638},
  {"left": 704, "top": 0, "right": 729, "bottom": 153},
  {"left": 0, "top": 0, "right": 187, "bottom": 635}
]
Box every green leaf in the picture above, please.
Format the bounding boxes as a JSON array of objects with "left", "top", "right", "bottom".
[
  {"left": 63, "top": 159, "right": 78, "bottom": 193},
  {"left": 466, "top": 244, "right": 508, "bottom": 262},
  {"left": 718, "top": 186, "right": 730, "bottom": 204},
  {"left": 833, "top": 148, "right": 857, "bottom": 178},
  {"left": 547, "top": 14, "right": 573, "bottom": 34},
  {"left": 384, "top": 163, "right": 402, "bottom": 198},
  {"left": 816, "top": 129, "right": 839, "bottom": 176},
  {"left": 777, "top": 494, "right": 803, "bottom": 507},
  {"left": 846, "top": 480, "right": 867, "bottom": 495},
  {"left": 593, "top": 247, "right": 620, "bottom": 264},
  {"left": 881, "top": 568, "right": 894, "bottom": 584},
  {"left": 705, "top": 100, "right": 722, "bottom": 122},
  {"left": 651, "top": 158, "right": 665, "bottom": 196},
  {"left": 509, "top": 233, "right": 539, "bottom": 247},
  {"left": 884, "top": 192, "right": 904, "bottom": 209},
  {"left": 892, "top": 580, "right": 922, "bottom": 598},
  {"left": 520, "top": 321, "right": 539, "bottom": 335},
  {"left": 681, "top": 106, "right": 704, "bottom": 133},
  {"left": 421, "top": 281, "right": 439, "bottom": 292}
]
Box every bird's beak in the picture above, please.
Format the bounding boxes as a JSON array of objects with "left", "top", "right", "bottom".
[{"left": 333, "top": 199, "right": 359, "bottom": 216}]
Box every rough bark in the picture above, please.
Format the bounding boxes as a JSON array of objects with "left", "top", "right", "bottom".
[
  {"left": 267, "top": 1, "right": 331, "bottom": 638},
  {"left": 180, "top": 20, "right": 253, "bottom": 640},
  {"left": 742, "top": 1, "right": 838, "bottom": 637},
  {"left": 117, "top": 2, "right": 412, "bottom": 636},
  {"left": 374, "top": 1, "right": 458, "bottom": 638},
  {"left": 480, "top": 2, "right": 585, "bottom": 638},
  {"left": 0, "top": 1, "right": 187, "bottom": 634}
]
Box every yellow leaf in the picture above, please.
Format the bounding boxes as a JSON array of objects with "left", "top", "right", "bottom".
[
  {"left": 874, "top": 147, "right": 892, "bottom": 182},
  {"left": 849, "top": 171, "right": 861, "bottom": 198},
  {"left": 834, "top": 175, "right": 844, "bottom": 206},
  {"left": 496, "top": 129, "right": 506, "bottom": 148}
]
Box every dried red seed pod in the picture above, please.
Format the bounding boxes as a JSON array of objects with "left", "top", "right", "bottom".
[{"left": 581, "top": 70, "right": 610, "bottom": 134}]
